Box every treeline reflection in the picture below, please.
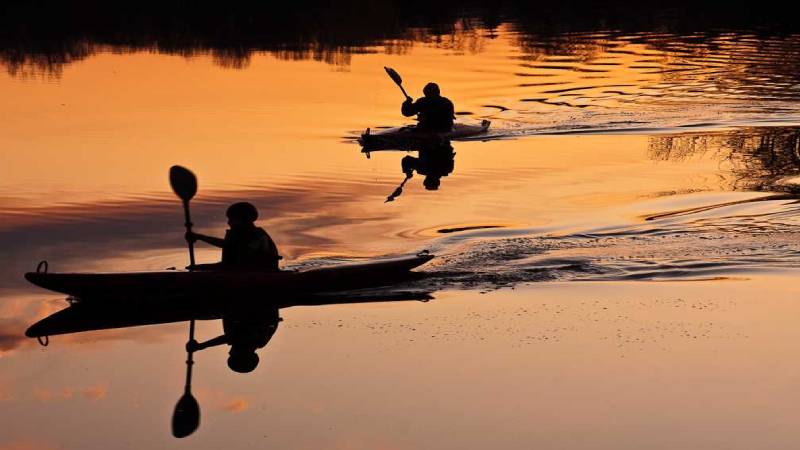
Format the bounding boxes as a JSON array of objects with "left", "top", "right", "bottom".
[
  {"left": 2, "top": 0, "right": 798, "bottom": 78},
  {"left": 648, "top": 127, "right": 800, "bottom": 192}
]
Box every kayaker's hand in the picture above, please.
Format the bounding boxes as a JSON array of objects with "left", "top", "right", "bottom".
[
  {"left": 185, "top": 231, "right": 198, "bottom": 243},
  {"left": 186, "top": 339, "right": 200, "bottom": 353}
]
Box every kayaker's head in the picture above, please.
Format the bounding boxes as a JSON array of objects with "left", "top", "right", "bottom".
[
  {"left": 423, "top": 175, "right": 441, "bottom": 191},
  {"left": 423, "top": 82, "right": 440, "bottom": 98},
  {"left": 226, "top": 202, "right": 258, "bottom": 229},
  {"left": 228, "top": 346, "right": 259, "bottom": 373}
]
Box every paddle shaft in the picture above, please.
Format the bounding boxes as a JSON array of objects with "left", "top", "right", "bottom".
[
  {"left": 184, "top": 319, "right": 195, "bottom": 394},
  {"left": 168, "top": 165, "right": 201, "bottom": 438},
  {"left": 182, "top": 201, "right": 196, "bottom": 267},
  {"left": 181, "top": 196, "right": 195, "bottom": 394},
  {"left": 397, "top": 84, "right": 411, "bottom": 100}
]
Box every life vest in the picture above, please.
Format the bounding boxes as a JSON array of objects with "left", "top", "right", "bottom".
[{"left": 221, "top": 226, "right": 280, "bottom": 270}]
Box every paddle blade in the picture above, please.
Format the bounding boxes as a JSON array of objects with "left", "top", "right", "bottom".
[
  {"left": 385, "top": 186, "right": 403, "bottom": 203},
  {"left": 169, "top": 166, "right": 197, "bottom": 202},
  {"left": 172, "top": 393, "right": 200, "bottom": 438},
  {"left": 384, "top": 66, "right": 403, "bottom": 86}
]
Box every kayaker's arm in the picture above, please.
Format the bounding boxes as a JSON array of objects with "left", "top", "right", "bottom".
[
  {"left": 401, "top": 98, "right": 418, "bottom": 117},
  {"left": 186, "top": 231, "right": 225, "bottom": 248},
  {"left": 186, "top": 335, "right": 228, "bottom": 352}
]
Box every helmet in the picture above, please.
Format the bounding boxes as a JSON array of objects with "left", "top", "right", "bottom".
[
  {"left": 226, "top": 202, "right": 258, "bottom": 223},
  {"left": 227, "top": 347, "right": 260, "bottom": 373},
  {"left": 423, "top": 176, "right": 441, "bottom": 190},
  {"left": 423, "top": 82, "right": 440, "bottom": 97}
]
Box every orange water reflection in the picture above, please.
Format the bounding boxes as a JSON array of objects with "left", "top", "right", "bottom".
[
  {"left": 4, "top": 280, "right": 800, "bottom": 449},
  {"left": 3, "top": 28, "right": 800, "bottom": 204}
]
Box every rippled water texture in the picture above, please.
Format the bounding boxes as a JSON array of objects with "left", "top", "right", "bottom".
[{"left": 5, "top": 4, "right": 800, "bottom": 133}]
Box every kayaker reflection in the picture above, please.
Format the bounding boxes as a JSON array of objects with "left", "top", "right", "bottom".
[
  {"left": 185, "top": 202, "right": 281, "bottom": 271},
  {"left": 186, "top": 307, "right": 281, "bottom": 373},
  {"left": 386, "top": 141, "right": 456, "bottom": 202},
  {"left": 401, "top": 82, "right": 455, "bottom": 132}
]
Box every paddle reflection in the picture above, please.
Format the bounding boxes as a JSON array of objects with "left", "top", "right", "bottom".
[{"left": 25, "top": 287, "right": 433, "bottom": 437}]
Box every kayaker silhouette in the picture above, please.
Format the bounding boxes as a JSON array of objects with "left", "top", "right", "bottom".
[
  {"left": 401, "top": 82, "right": 455, "bottom": 132},
  {"left": 186, "top": 306, "right": 281, "bottom": 373},
  {"left": 185, "top": 202, "right": 281, "bottom": 271},
  {"left": 386, "top": 141, "right": 456, "bottom": 202}
]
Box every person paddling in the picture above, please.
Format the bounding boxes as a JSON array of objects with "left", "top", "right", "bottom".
[
  {"left": 401, "top": 82, "right": 455, "bottom": 132},
  {"left": 185, "top": 202, "right": 281, "bottom": 271}
]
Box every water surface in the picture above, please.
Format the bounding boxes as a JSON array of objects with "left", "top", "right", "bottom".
[{"left": 2, "top": 6, "right": 800, "bottom": 449}]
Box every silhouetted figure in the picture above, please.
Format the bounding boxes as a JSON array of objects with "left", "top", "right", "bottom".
[
  {"left": 386, "top": 142, "right": 456, "bottom": 201},
  {"left": 186, "top": 202, "right": 281, "bottom": 271},
  {"left": 186, "top": 307, "right": 280, "bottom": 373},
  {"left": 403, "top": 142, "right": 455, "bottom": 190},
  {"left": 401, "top": 82, "right": 455, "bottom": 132}
]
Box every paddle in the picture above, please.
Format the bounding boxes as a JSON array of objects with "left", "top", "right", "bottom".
[
  {"left": 169, "top": 165, "right": 198, "bottom": 268},
  {"left": 168, "top": 165, "right": 200, "bottom": 438},
  {"left": 385, "top": 175, "right": 412, "bottom": 203},
  {"left": 384, "top": 67, "right": 411, "bottom": 100},
  {"left": 172, "top": 320, "right": 200, "bottom": 438}
]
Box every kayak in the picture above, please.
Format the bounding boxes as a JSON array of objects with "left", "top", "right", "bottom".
[
  {"left": 24, "top": 254, "right": 434, "bottom": 301},
  {"left": 358, "top": 120, "right": 490, "bottom": 151},
  {"left": 25, "top": 289, "right": 433, "bottom": 338}
]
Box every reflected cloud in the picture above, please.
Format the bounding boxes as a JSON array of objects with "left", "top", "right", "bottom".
[
  {"left": 195, "top": 387, "right": 249, "bottom": 413},
  {"left": 221, "top": 397, "right": 249, "bottom": 413},
  {"left": 0, "top": 318, "right": 30, "bottom": 354},
  {"left": 0, "top": 298, "right": 65, "bottom": 356},
  {"left": 0, "top": 441, "right": 60, "bottom": 450},
  {"left": 0, "top": 297, "right": 185, "bottom": 358},
  {"left": 32, "top": 387, "right": 72, "bottom": 402},
  {"left": 31, "top": 383, "right": 108, "bottom": 403},
  {"left": 80, "top": 384, "right": 108, "bottom": 400},
  {"left": 0, "top": 383, "right": 11, "bottom": 402}
]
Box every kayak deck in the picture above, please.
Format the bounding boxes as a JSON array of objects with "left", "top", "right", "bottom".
[
  {"left": 24, "top": 254, "right": 434, "bottom": 301},
  {"left": 358, "top": 120, "right": 490, "bottom": 151}
]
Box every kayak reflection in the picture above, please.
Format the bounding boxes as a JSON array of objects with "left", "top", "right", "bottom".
[
  {"left": 25, "top": 287, "right": 434, "bottom": 346},
  {"left": 25, "top": 286, "right": 433, "bottom": 436},
  {"left": 385, "top": 141, "right": 456, "bottom": 202}
]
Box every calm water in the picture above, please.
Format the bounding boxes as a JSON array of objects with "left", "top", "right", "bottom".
[{"left": 3, "top": 5, "right": 800, "bottom": 449}]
